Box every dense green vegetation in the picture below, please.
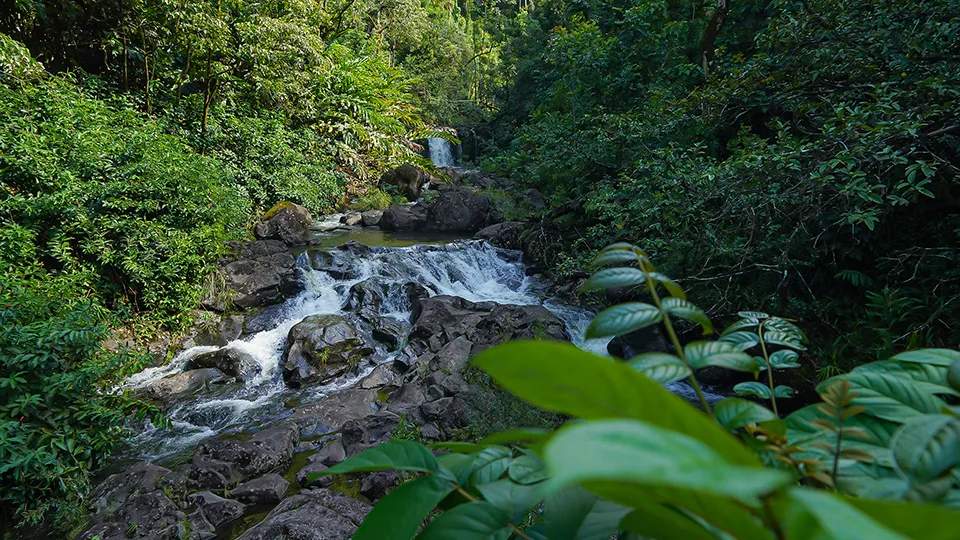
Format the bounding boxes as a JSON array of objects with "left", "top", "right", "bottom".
[
  {"left": 1, "top": 0, "right": 958, "bottom": 533},
  {"left": 482, "top": 0, "right": 960, "bottom": 370},
  {"left": 323, "top": 242, "right": 960, "bottom": 538}
]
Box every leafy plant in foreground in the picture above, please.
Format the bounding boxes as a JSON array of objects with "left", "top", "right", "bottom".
[{"left": 321, "top": 242, "right": 960, "bottom": 538}]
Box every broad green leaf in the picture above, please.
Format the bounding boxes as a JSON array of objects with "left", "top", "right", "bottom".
[
  {"left": 545, "top": 486, "right": 630, "bottom": 540},
  {"left": 848, "top": 497, "right": 960, "bottom": 539},
  {"left": 586, "top": 303, "right": 662, "bottom": 339},
  {"left": 827, "top": 371, "right": 946, "bottom": 422},
  {"left": 768, "top": 349, "right": 800, "bottom": 369},
  {"left": 592, "top": 483, "right": 774, "bottom": 540},
  {"left": 661, "top": 298, "right": 712, "bottom": 333},
  {"left": 579, "top": 268, "right": 647, "bottom": 292},
  {"left": 685, "top": 341, "right": 758, "bottom": 372},
  {"left": 476, "top": 479, "right": 543, "bottom": 523},
  {"left": 598, "top": 242, "right": 640, "bottom": 253},
  {"left": 508, "top": 453, "right": 550, "bottom": 484},
  {"left": 437, "top": 452, "right": 475, "bottom": 486},
  {"left": 718, "top": 330, "right": 759, "bottom": 350},
  {"left": 715, "top": 398, "right": 777, "bottom": 430},
  {"left": 734, "top": 381, "right": 772, "bottom": 399},
  {"left": 891, "top": 415, "right": 960, "bottom": 484},
  {"left": 591, "top": 249, "right": 640, "bottom": 267},
  {"left": 892, "top": 349, "right": 960, "bottom": 367},
  {"left": 721, "top": 318, "right": 759, "bottom": 336},
  {"left": 323, "top": 440, "right": 439, "bottom": 475},
  {"left": 855, "top": 360, "right": 959, "bottom": 396},
  {"left": 783, "top": 488, "right": 907, "bottom": 540},
  {"left": 354, "top": 475, "right": 456, "bottom": 540},
  {"left": 738, "top": 311, "right": 770, "bottom": 319},
  {"left": 416, "top": 502, "right": 513, "bottom": 540},
  {"left": 762, "top": 330, "right": 807, "bottom": 350},
  {"left": 649, "top": 272, "right": 686, "bottom": 300},
  {"left": 430, "top": 442, "right": 484, "bottom": 453},
  {"left": 543, "top": 419, "right": 790, "bottom": 503},
  {"left": 764, "top": 317, "right": 806, "bottom": 341},
  {"left": 628, "top": 352, "right": 691, "bottom": 384},
  {"left": 478, "top": 428, "right": 551, "bottom": 446},
  {"left": 774, "top": 385, "right": 795, "bottom": 398},
  {"left": 468, "top": 446, "right": 513, "bottom": 486},
  {"left": 619, "top": 503, "right": 716, "bottom": 540},
  {"left": 473, "top": 341, "right": 762, "bottom": 466}
]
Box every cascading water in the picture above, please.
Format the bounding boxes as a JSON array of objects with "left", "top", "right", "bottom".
[
  {"left": 122, "top": 238, "right": 717, "bottom": 463},
  {"left": 427, "top": 137, "right": 457, "bottom": 168}
]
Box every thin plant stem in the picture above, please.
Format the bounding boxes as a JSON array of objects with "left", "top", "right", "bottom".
[
  {"left": 642, "top": 265, "right": 715, "bottom": 420},
  {"left": 758, "top": 322, "right": 779, "bottom": 416},
  {"left": 762, "top": 497, "right": 786, "bottom": 540}
]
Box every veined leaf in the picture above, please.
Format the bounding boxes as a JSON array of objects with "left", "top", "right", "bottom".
[
  {"left": 892, "top": 349, "right": 960, "bottom": 367},
  {"left": 768, "top": 349, "right": 800, "bottom": 369},
  {"left": 478, "top": 428, "right": 551, "bottom": 446},
  {"left": 591, "top": 249, "right": 641, "bottom": 267},
  {"left": 508, "top": 453, "right": 550, "bottom": 485},
  {"left": 685, "top": 341, "right": 758, "bottom": 372},
  {"left": 545, "top": 486, "right": 631, "bottom": 540},
  {"left": 468, "top": 446, "right": 513, "bottom": 486},
  {"left": 774, "top": 385, "right": 795, "bottom": 398},
  {"left": 579, "top": 268, "right": 647, "bottom": 292},
  {"left": 472, "top": 341, "right": 763, "bottom": 466},
  {"left": 586, "top": 303, "right": 662, "bottom": 339},
  {"left": 734, "top": 381, "right": 772, "bottom": 399},
  {"left": 849, "top": 497, "right": 960, "bottom": 539},
  {"left": 649, "top": 273, "right": 686, "bottom": 300},
  {"left": 354, "top": 475, "right": 456, "bottom": 540},
  {"left": 477, "top": 479, "right": 543, "bottom": 523},
  {"left": 891, "top": 415, "right": 960, "bottom": 484},
  {"left": 619, "top": 502, "right": 716, "bottom": 540},
  {"left": 718, "top": 331, "right": 759, "bottom": 350},
  {"left": 827, "top": 371, "right": 946, "bottom": 422},
  {"left": 661, "top": 298, "right": 711, "bottom": 333},
  {"left": 628, "top": 353, "right": 691, "bottom": 384},
  {"left": 715, "top": 398, "right": 777, "bottom": 430},
  {"left": 763, "top": 330, "right": 807, "bottom": 350},
  {"left": 416, "top": 502, "right": 513, "bottom": 540},
  {"left": 543, "top": 419, "right": 791, "bottom": 503},
  {"left": 323, "top": 440, "right": 439, "bottom": 475},
  {"left": 783, "top": 488, "right": 907, "bottom": 540},
  {"left": 721, "top": 318, "right": 759, "bottom": 336},
  {"left": 738, "top": 311, "right": 770, "bottom": 319}
]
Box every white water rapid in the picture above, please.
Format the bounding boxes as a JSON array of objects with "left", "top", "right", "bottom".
[{"left": 121, "top": 237, "right": 717, "bottom": 463}]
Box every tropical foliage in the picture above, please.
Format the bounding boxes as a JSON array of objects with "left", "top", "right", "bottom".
[{"left": 323, "top": 243, "right": 960, "bottom": 538}]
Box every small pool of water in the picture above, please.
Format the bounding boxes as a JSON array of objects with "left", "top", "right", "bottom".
[{"left": 310, "top": 228, "right": 468, "bottom": 249}]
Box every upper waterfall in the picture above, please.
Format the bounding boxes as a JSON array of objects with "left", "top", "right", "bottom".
[{"left": 427, "top": 137, "right": 457, "bottom": 168}]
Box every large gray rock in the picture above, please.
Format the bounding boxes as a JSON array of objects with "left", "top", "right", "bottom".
[
  {"left": 219, "top": 240, "right": 303, "bottom": 310},
  {"left": 296, "top": 462, "right": 334, "bottom": 488},
  {"left": 361, "top": 210, "right": 383, "bottom": 226},
  {"left": 426, "top": 187, "right": 498, "bottom": 232},
  {"left": 185, "top": 347, "right": 260, "bottom": 379},
  {"left": 254, "top": 203, "right": 313, "bottom": 246},
  {"left": 230, "top": 473, "right": 290, "bottom": 504},
  {"left": 235, "top": 489, "right": 370, "bottom": 540},
  {"left": 283, "top": 315, "right": 372, "bottom": 387},
  {"left": 380, "top": 203, "right": 428, "bottom": 231},
  {"left": 81, "top": 462, "right": 188, "bottom": 540},
  {"left": 476, "top": 221, "right": 527, "bottom": 250},
  {"left": 188, "top": 491, "right": 246, "bottom": 528},
  {"left": 379, "top": 164, "right": 434, "bottom": 201},
  {"left": 181, "top": 313, "right": 244, "bottom": 349},
  {"left": 191, "top": 423, "right": 299, "bottom": 487},
  {"left": 145, "top": 368, "right": 227, "bottom": 402}
]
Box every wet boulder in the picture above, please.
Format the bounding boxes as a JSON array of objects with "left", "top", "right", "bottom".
[
  {"left": 191, "top": 423, "right": 299, "bottom": 486},
  {"left": 81, "top": 462, "right": 188, "bottom": 540},
  {"left": 283, "top": 315, "right": 373, "bottom": 387},
  {"left": 476, "top": 221, "right": 526, "bottom": 250},
  {"left": 425, "top": 186, "right": 499, "bottom": 232},
  {"left": 345, "top": 278, "right": 389, "bottom": 321},
  {"left": 380, "top": 203, "right": 428, "bottom": 231},
  {"left": 361, "top": 210, "right": 383, "bottom": 227},
  {"left": 235, "top": 489, "right": 370, "bottom": 540},
  {"left": 341, "top": 213, "right": 363, "bottom": 226},
  {"left": 254, "top": 202, "right": 313, "bottom": 246},
  {"left": 145, "top": 368, "right": 227, "bottom": 402},
  {"left": 230, "top": 473, "right": 290, "bottom": 504},
  {"left": 296, "top": 462, "right": 334, "bottom": 488},
  {"left": 187, "top": 491, "right": 246, "bottom": 528},
  {"left": 379, "top": 164, "right": 434, "bottom": 201},
  {"left": 185, "top": 347, "right": 260, "bottom": 379},
  {"left": 218, "top": 240, "right": 303, "bottom": 310}
]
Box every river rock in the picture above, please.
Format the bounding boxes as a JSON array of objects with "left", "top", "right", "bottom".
[
  {"left": 345, "top": 278, "right": 388, "bottom": 321},
  {"left": 219, "top": 240, "right": 303, "bottom": 310},
  {"left": 380, "top": 203, "right": 428, "bottom": 231},
  {"left": 235, "top": 488, "right": 370, "bottom": 540},
  {"left": 181, "top": 312, "right": 244, "bottom": 348},
  {"left": 81, "top": 491, "right": 187, "bottom": 540},
  {"left": 476, "top": 221, "right": 526, "bottom": 250},
  {"left": 230, "top": 473, "right": 290, "bottom": 504},
  {"left": 340, "top": 412, "right": 400, "bottom": 457},
  {"left": 308, "top": 439, "right": 346, "bottom": 466},
  {"left": 254, "top": 202, "right": 313, "bottom": 246},
  {"left": 188, "top": 491, "right": 246, "bottom": 528},
  {"left": 425, "top": 186, "right": 499, "bottom": 232},
  {"left": 145, "top": 368, "right": 227, "bottom": 402},
  {"left": 290, "top": 387, "right": 378, "bottom": 430},
  {"left": 296, "top": 462, "right": 334, "bottom": 488},
  {"left": 522, "top": 188, "right": 546, "bottom": 208},
  {"left": 185, "top": 347, "right": 260, "bottom": 379},
  {"left": 341, "top": 213, "right": 363, "bottom": 226},
  {"left": 242, "top": 303, "right": 287, "bottom": 335},
  {"left": 361, "top": 210, "right": 383, "bottom": 226},
  {"left": 379, "top": 164, "right": 433, "bottom": 201},
  {"left": 191, "top": 423, "right": 299, "bottom": 487},
  {"left": 360, "top": 471, "right": 398, "bottom": 501},
  {"left": 308, "top": 249, "right": 356, "bottom": 280},
  {"left": 283, "top": 315, "right": 373, "bottom": 387}
]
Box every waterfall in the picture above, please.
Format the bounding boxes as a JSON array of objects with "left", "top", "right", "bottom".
[{"left": 427, "top": 137, "right": 456, "bottom": 168}]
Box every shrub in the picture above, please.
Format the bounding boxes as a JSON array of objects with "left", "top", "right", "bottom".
[
  {"left": 352, "top": 187, "right": 393, "bottom": 212},
  {"left": 320, "top": 243, "right": 960, "bottom": 538}
]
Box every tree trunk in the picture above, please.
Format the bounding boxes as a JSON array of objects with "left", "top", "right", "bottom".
[{"left": 700, "top": 0, "right": 730, "bottom": 80}]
